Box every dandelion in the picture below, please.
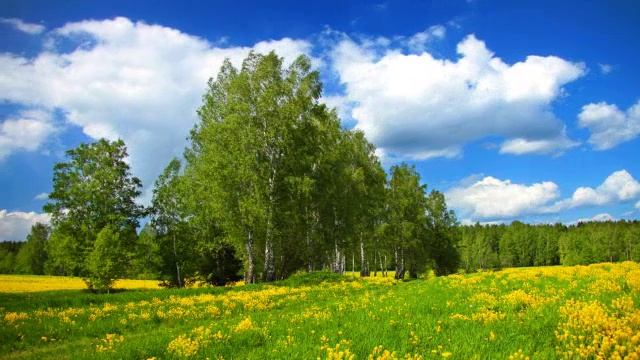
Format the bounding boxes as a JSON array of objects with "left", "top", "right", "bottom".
[{"left": 234, "top": 317, "right": 254, "bottom": 332}]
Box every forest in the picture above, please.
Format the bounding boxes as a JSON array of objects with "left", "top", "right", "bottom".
[{"left": 1, "top": 51, "right": 638, "bottom": 292}]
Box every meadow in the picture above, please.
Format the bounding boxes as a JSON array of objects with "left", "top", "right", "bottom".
[{"left": 1, "top": 263, "right": 639, "bottom": 359}]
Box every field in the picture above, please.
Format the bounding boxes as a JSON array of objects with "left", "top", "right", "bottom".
[
  {"left": 1, "top": 263, "right": 639, "bottom": 359},
  {"left": 0, "top": 275, "right": 161, "bottom": 293}
]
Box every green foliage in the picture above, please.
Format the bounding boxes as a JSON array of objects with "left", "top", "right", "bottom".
[
  {"left": 45, "top": 230, "right": 83, "bottom": 276},
  {"left": 186, "top": 51, "right": 352, "bottom": 283},
  {"left": 151, "top": 158, "right": 190, "bottom": 287},
  {"left": 44, "top": 138, "right": 144, "bottom": 235},
  {"left": 14, "top": 223, "right": 49, "bottom": 275},
  {"left": 384, "top": 163, "right": 431, "bottom": 279},
  {"left": 0, "top": 247, "right": 16, "bottom": 274},
  {"left": 43, "top": 138, "right": 144, "bottom": 287},
  {"left": 425, "top": 190, "right": 460, "bottom": 275},
  {"left": 85, "top": 225, "right": 129, "bottom": 293},
  {"left": 0, "top": 242, "right": 24, "bottom": 273},
  {"left": 129, "top": 223, "right": 161, "bottom": 280},
  {"left": 174, "top": 51, "right": 461, "bottom": 283},
  {"left": 460, "top": 220, "right": 640, "bottom": 272}
]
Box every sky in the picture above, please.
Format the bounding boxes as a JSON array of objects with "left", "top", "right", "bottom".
[{"left": 1, "top": 0, "right": 639, "bottom": 241}]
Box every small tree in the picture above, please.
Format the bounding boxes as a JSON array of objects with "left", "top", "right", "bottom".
[{"left": 86, "top": 225, "right": 128, "bottom": 293}]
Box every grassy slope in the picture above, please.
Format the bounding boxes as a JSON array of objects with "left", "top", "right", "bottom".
[{"left": 1, "top": 264, "right": 639, "bottom": 359}]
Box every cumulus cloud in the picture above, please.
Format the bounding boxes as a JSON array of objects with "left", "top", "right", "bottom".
[
  {"left": 0, "top": 110, "right": 55, "bottom": 160},
  {"left": 0, "top": 210, "right": 50, "bottom": 241},
  {"left": 447, "top": 169, "right": 640, "bottom": 221},
  {"left": 578, "top": 100, "right": 640, "bottom": 150},
  {"left": 0, "top": 17, "right": 313, "bottom": 202},
  {"left": 0, "top": 18, "right": 45, "bottom": 34},
  {"left": 636, "top": 201, "right": 640, "bottom": 210},
  {"left": 549, "top": 170, "right": 640, "bottom": 211},
  {"left": 446, "top": 176, "right": 560, "bottom": 219},
  {"left": 330, "top": 33, "right": 585, "bottom": 161}
]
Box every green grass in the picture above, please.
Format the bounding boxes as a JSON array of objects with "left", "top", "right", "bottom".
[{"left": 1, "top": 264, "right": 639, "bottom": 359}]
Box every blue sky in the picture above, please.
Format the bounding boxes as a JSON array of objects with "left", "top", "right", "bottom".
[{"left": 1, "top": 0, "right": 639, "bottom": 240}]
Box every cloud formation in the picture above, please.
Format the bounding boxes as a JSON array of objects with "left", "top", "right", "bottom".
[
  {"left": 330, "top": 33, "right": 585, "bottom": 161},
  {"left": 447, "top": 170, "right": 640, "bottom": 221},
  {"left": 0, "top": 210, "right": 50, "bottom": 241},
  {"left": 0, "top": 110, "right": 55, "bottom": 160},
  {"left": 0, "top": 18, "right": 45, "bottom": 34},
  {"left": 0, "top": 17, "right": 313, "bottom": 201},
  {"left": 578, "top": 100, "right": 640, "bottom": 150},
  {"left": 446, "top": 176, "right": 560, "bottom": 219},
  {"left": 550, "top": 170, "right": 640, "bottom": 210}
]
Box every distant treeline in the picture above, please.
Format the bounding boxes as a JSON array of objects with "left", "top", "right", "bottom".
[
  {"left": 3, "top": 220, "right": 639, "bottom": 278},
  {"left": 459, "top": 220, "right": 640, "bottom": 272},
  {"left": 0, "top": 241, "right": 25, "bottom": 273}
]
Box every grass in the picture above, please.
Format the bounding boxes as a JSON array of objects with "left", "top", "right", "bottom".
[{"left": 1, "top": 263, "right": 639, "bottom": 359}]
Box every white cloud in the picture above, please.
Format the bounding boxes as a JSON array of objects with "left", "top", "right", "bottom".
[
  {"left": 0, "top": 110, "right": 55, "bottom": 160},
  {"left": 448, "top": 169, "right": 640, "bottom": 221},
  {"left": 0, "top": 18, "right": 45, "bottom": 34},
  {"left": 330, "top": 33, "right": 585, "bottom": 161},
  {"left": 578, "top": 100, "right": 640, "bottom": 150},
  {"left": 499, "top": 131, "right": 578, "bottom": 155},
  {"left": 0, "top": 210, "right": 50, "bottom": 241},
  {"left": 0, "top": 17, "right": 313, "bottom": 203},
  {"left": 545, "top": 170, "right": 640, "bottom": 212},
  {"left": 636, "top": 201, "right": 640, "bottom": 210},
  {"left": 598, "top": 63, "right": 613, "bottom": 74},
  {"left": 446, "top": 176, "right": 560, "bottom": 219},
  {"left": 34, "top": 193, "right": 49, "bottom": 200}
]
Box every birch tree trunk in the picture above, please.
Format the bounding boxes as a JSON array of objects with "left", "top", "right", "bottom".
[
  {"left": 245, "top": 228, "right": 256, "bottom": 284},
  {"left": 173, "top": 233, "right": 182, "bottom": 288}
]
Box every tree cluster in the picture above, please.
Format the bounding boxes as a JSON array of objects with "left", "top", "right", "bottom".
[
  {"left": 459, "top": 220, "right": 640, "bottom": 272},
  {"left": 156, "top": 52, "right": 460, "bottom": 285},
  {"left": 2, "top": 52, "right": 460, "bottom": 290}
]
